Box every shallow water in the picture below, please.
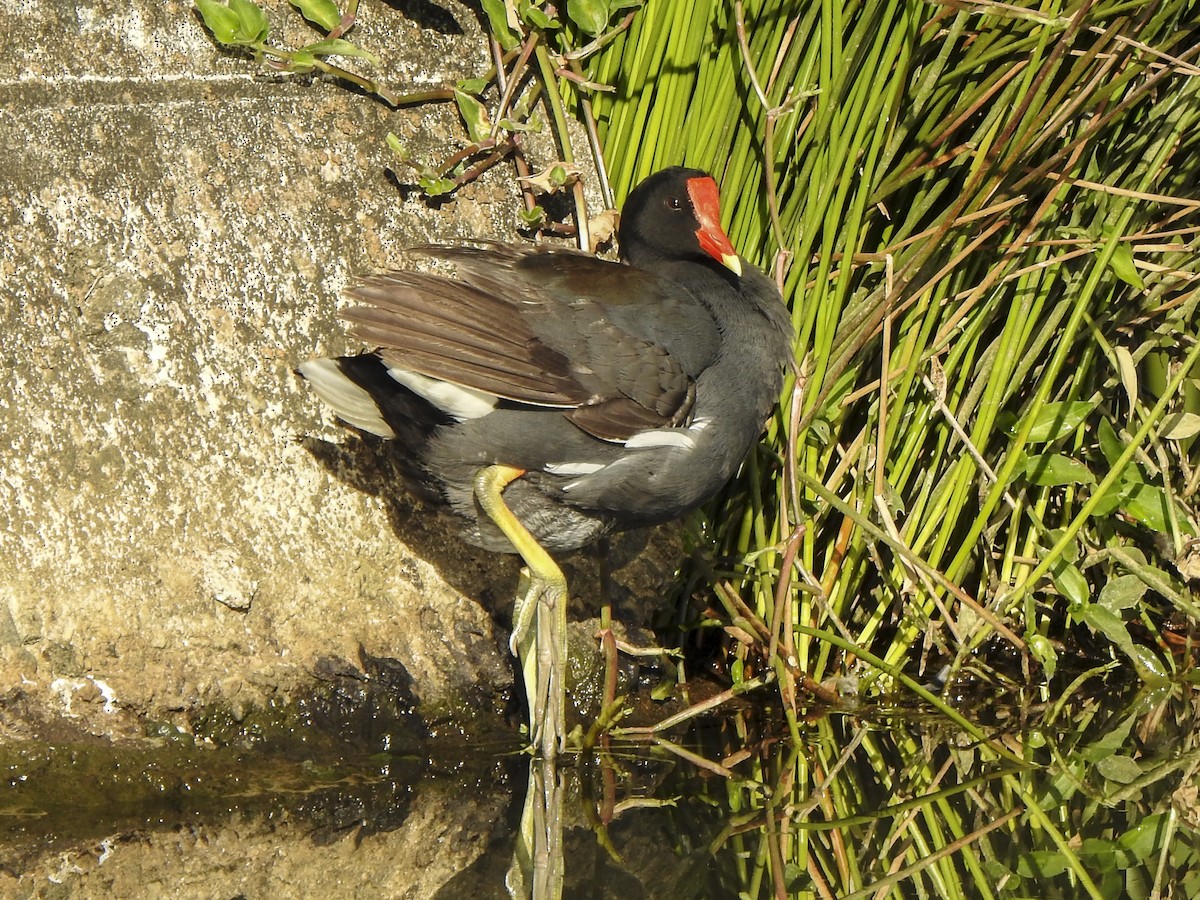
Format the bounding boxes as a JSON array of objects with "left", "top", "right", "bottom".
[{"left": 3, "top": 676, "right": 1197, "bottom": 898}]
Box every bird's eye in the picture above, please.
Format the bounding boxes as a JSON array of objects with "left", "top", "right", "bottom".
[{"left": 666, "top": 196, "right": 682, "bottom": 210}]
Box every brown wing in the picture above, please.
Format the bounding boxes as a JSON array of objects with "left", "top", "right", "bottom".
[
  {"left": 343, "top": 273, "right": 586, "bottom": 406},
  {"left": 340, "top": 244, "right": 720, "bottom": 442}
]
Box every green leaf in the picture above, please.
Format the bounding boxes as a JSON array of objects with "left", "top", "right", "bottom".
[
  {"left": 1107, "top": 241, "right": 1146, "bottom": 291},
  {"left": 1098, "top": 574, "right": 1147, "bottom": 612},
  {"left": 567, "top": 0, "right": 611, "bottom": 35},
  {"left": 1050, "top": 559, "right": 1090, "bottom": 608},
  {"left": 1121, "top": 482, "right": 1173, "bottom": 533},
  {"left": 1119, "top": 814, "right": 1167, "bottom": 863},
  {"left": 195, "top": 0, "right": 243, "bottom": 44},
  {"left": 1016, "top": 850, "right": 1069, "bottom": 879},
  {"left": 518, "top": 206, "right": 547, "bottom": 227},
  {"left": 1082, "top": 605, "right": 1138, "bottom": 662},
  {"left": 299, "top": 37, "right": 379, "bottom": 62},
  {"left": 418, "top": 174, "right": 458, "bottom": 196},
  {"left": 1024, "top": 400, "right": 1094, "bottom": 443},
  {"left": 384, "top": 132, "right": 407, "bottom": 159},
  {"left": 290, "top": 49, "right": 316, "bottom": 71},
  {"left": 522, "top": 4, "right": 561, "bottom": 29},
  {"left": 228, "top": 0, "right": 269, "bottom": 43},
  {"left": 290, "top": 0, "right": 342, "bottom": 32},
  {"left": 457, "top": 76, "right": 491, "bottom": 95},
  {"left": 1078, "top": 838, "right": 1121, "bottom": 873},
  {"left": 1027, "top": 633, "right": 1057, "bottom": 680},
  {"left": 497, "top": 115, "right": 544, "bottom": 133},
  {"left": 1023, "top": 453, "right": 1095, "bottom": 486},
  {"left": 1131, "top": 646, "right": 1170, "bottom": 680},
  {"left": 1096, "top": 417, "right": 1124, "bottom": 466},
  {"left": 480, "top": 0, "right": 520, "bottom": 49},
  {"left": 454, "top": 89, "right": 492, "bottom": 143},
  {"left": 1090, "top": 491, "right": 1122, "bottom": 517},
  {"left": 1160, "top": 411, "right": 1200, "bottom": 441},
  {"left": 1096, "top": 754, "right": 1142, "bottom": 784},
  {"left": 1114, "top": 345, "right": 1138, "bottom": 411},
  {"left": 1081, "top": 713, "right": 1134, "bottom": 762}
]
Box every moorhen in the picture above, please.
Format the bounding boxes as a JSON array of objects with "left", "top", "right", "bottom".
[{"left": 299, "top": 167, "right": 793, "bottom": 757}]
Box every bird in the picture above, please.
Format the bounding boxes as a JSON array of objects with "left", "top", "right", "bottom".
[{"left": 298, "top": 167, "right": 793, "bottom": 757}]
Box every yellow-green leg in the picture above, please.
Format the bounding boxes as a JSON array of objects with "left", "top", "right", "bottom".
[{"left": 474, "top": 465, "right": 568, "bottom": 758}]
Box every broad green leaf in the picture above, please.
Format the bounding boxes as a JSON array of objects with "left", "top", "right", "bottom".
[
  {"left": 1121, "top": 481, "right": 1173, "bottom": 533},
  {"left": 1051, "top": 558, "right": 1090, "bottom": 607},
  {"left": 290, "top": 0, "right": 341, "bottom": 31},
  {"left": 228, "top": 0, "right": 269, "bottom": 43},
  {"left": 480, "top": 0, "right": 520, "bottom": 48},
  {"left": 1107, "top": 241, "right": 1146, "bottom": 290},
  {"left": 1096, "top": 754, "right": 1141, "bottom": 784},
  {"left": 1082, "top": 604, "right": 1137, "bottom": 662},
  {"left": 1090, "top": 491, "right": 1122, "bottom": 517},
  {"left": 196, "top": 0, "right": 263, "bottom": 45},
  {"left": 1024, "top": 400, "right": 1094, "bottom": 443},
  {"left": 1024, "top": 453, "right": 1095, "bottom": 486},
  {"left": 518, "top": 206, "right": 547, "bottom": 227},
  {"left": 195, "top": 0, "right": 240, "bottom": 43},
  {"left": 1015, "top": 850, "right": 1069, "bottom": 879},
  {"left": 1078, "top": 838, "right": 1121, "bottom": 873},
  {"left": 299, "top": 37, "right": 378, "bottom": 62},
  {"left": 1131, "top": 645, "right": 1170, "bottom": 680},
  {"left": 1096, "top": 417, "right": 1124, "bottom": 466},
  {"left": 1119, "top": 814, "right": 1167, "bottom": 862},
  {"left": 418, "top": 174, "right": 458, "bottom": 196},
  {"left": 522, "top": 5, "right": 561, "bottom": 29},
  {"left": 1098, "top": 574, "right": 1147, "bottom": 611},
  {"left": 1160, "top": 411, "right": 1200, "bottom": 441},
  {"left": 568, "top": 0, "right": 612, "bottom": 35},
  {"left": 1027, "top": 633, "right": 1057, "bottom": 680},
  {"left": 457, "top": 77, "right": 491, "bottom": 95},
  {"left": 454, "top": 89, "right": 492, "bottom": 143},
  {"left": 1081, "top": 713, "right": 1134, "bottom": 762}
]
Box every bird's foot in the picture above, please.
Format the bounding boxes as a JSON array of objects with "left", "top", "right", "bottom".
[{"left": 510, "top": 565, "right": 569, "bottom": 759}]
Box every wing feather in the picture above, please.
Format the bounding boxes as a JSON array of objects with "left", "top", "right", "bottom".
[{"left": 338, "top": 245, "right": 721, "bottom": 441}]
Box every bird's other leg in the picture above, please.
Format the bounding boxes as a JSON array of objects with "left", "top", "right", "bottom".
[{"left": 473, "top": 465, "right": 568, "bottom": 758}]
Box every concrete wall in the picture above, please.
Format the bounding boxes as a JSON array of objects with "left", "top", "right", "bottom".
[{"left": 0, "top": 0, "right": 546, "bottom": 740}]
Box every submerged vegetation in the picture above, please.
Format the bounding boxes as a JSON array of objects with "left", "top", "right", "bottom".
[{"left": 191, "top": 0, "right": 1200, "bottom": 894}]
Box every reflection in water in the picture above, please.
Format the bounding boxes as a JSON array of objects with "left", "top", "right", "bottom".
[
  {"left": 506, "top": 756, "right": 564, "bottom": 899},
  {"left": 3, "top": 678, "right": 1198, "bottom": 897}
]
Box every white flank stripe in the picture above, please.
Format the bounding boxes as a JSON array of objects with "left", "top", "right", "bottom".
[
  {"left": 387, "top": 368, "right": 498, "bottom": 420},
  {"left": 299, "top": 359, "right": 396, "bottom": 438},
  {"left": 624, "top": 428, "right": 697, "bottom": 450},
  {"left": 544, "top": 461, "right": 606, "bottom": 477}
]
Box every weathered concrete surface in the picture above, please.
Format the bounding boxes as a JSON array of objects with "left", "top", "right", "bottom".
[{"left": 0, "top": 0, "right": 667, "bottom": 741}]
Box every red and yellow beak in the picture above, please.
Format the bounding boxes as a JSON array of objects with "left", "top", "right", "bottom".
[{"left": 686, "top": 175, "right": 743, "bottom": 276}]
